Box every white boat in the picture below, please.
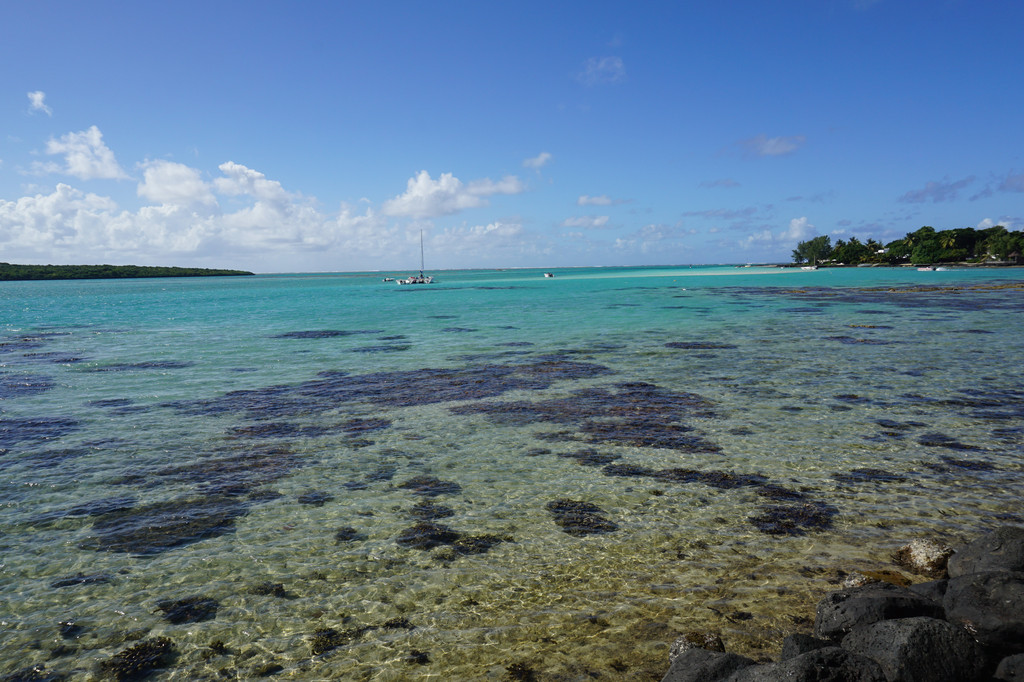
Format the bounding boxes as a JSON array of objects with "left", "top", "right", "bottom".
[
  {"left": 396, "top": 231, "right": 434, "bottom": 285},
  {"left": 801, "top": 265, "right": 818, "bottom": 271},
  {"left": 544, "top": 272, "right": 554, "bottom": 278},
  {"left": 917, "top": 266, "right": 936, "bottom": 271}
]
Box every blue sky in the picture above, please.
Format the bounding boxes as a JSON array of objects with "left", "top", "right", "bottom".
[{"left": 2, "top": 1, "right": 1022, "bottom": 272}]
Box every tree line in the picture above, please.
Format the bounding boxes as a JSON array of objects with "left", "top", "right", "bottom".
[
  {"left": 0, "top": 263, "right": 254, "bottom": 281},
  {"left": 792, "top": 225, "right": 1024, "bottom": 266}
]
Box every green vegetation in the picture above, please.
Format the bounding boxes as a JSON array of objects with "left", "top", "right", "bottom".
[
  {"left": 792, "top": 225, "right": 1024, "bottom": 266},
  {"left": 0, "top": 263, "right": 254, "bottom": 281}
]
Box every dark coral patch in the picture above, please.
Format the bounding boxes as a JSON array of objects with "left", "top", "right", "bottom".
[
  {"left": 0, "top": 416, "right": 80, "bottom": 449},
  {"left": 397, "top": 475, "right": 462, "bottom": 497},
  {"left": 603, "top": 463, "right": 658, "bottom": 478},
  {"left": 558, "top": 449, "right": 620, "bottom": 467},
  {"left": 926, "top": 456, "right": 997, "bottom": 473},
  {"left": 157, "top": 596, "right": 219, "bottom": 624},
  {"left": 396, "top": 522, "right": 461, "bottom": 549},
  {"left": 249, "top": 582, "right": 288, "bottom": 598},
  {"left": 170, "top": 360, "right": 614, "bottom": 422},
  {"left": 351, "top": 344, "right": 412, "bottom": 353},
  {"left": 86, "top": 360, "right": 194, "bottom": 372},
  {"left": 80, "top": 496, "right": 247, "bottom": 556},
  {"left": 917, "top": 432, "right": 980, "bottom": 450},
  {"left": 664, "top": 341, "right": 738, "bottom": 350},
  {"left": 824, "top": 336, "right": 892, "bottom": 345},
  {"left": 833, "top": 468, "right": 907, "bottom": 484},
  {"left": 451, "top": 534, "right": 507, "bottom": 555},
  {"left": 335, "top": 526, "right": 365, "bottom": 542},
  {"left": 366, "top": 465, "right": 397, "bottom": 482},
  {"left": 545, "top": 499, "right": 619, "bottom": 536},
  {"left": 50, "top": 572, "right": 113, "bottom": 588},
  {"left": 226, "top": 422, "right": 310, "bottom": 439},
  {"left": 409, "top": 501, "right": 455, "bottom": 520},
  {"left": 452, "top": 382, "right": 719, "bottom": 453},
  {"left": 298, "top": 490, "right": 334, "bottom": 506},
  {"left": 99, "top": 637, "right": 175, "bottom": 681},
  {"left": 0, "top": 374, "right": 55, "bottom": 399},
  {"left": 748, "top": 501, "right": 838, "bottom": 536},
  {"left": 755, "top": 484, "right": 807, "bottom": 502},
  {"left": 273, "top": 330, "right": 383, "bottom": 339},
  {"left": 341, "top": 417, "right": 391, "bottom": 434},
  {"left": 310, "top": 627, "right": 369, "bottom": 656}
]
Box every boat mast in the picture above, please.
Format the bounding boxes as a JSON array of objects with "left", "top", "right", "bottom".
[{"left": 419, "top": 230, "right": 424, "bottom": 278}]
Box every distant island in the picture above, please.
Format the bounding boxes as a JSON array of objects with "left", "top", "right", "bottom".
[{"left": 0, "top": 263, "right": 254, "bottom": 281}]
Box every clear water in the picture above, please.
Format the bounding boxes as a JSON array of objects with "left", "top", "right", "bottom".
[{"left": 2, "top": 265, "right": 1023, "bottom": 680}]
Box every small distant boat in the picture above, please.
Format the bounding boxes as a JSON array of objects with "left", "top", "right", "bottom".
[
  {"left": 396, "top": 231, "right": 434, "bottom": 285},
  {"left": 382, "top": 277, "right": 395, "bottom": 282},
  {"left": 801, "top": 265, "right": 818, "bottom": 271},
  {"left": 544, "top": 272, "right": 554, "bottom": 278},
  {"left": 917, "top": 266, "right": 936, "bottom": 271}
]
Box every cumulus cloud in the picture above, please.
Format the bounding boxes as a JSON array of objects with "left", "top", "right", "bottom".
[
  {"left": 32, "top": 126, "right": 128, "bottom": 180},
  {"left": 898, "top": 176, "right": 975, "bottom": 203},
  {"left": 27, "top": 91, "right": 52, "bottom": 116},
  {"left": 561, "top": 215, "right": 609, "bottom": 229},
  {"left": 780, "top": 216, "right": 815, "bottom": 241},
  {"left": 740, "top": 134, "right": 806, "bottom": 157},
  {"left": 577, "top": 56, "right": 625, "bottom": 86},
  {"left": 382, "top": 170, "right": 524, "bottom": 218},
  {"left": 523, "top": 152, "right": 552, "bottom": 169},
  {"left": 138, "top": 160, "right": 216, "bottom": 207}
]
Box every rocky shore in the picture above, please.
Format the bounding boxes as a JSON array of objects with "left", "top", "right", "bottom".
[{"left": 662, "top": 526, "right": 1024, "bottom": 681}]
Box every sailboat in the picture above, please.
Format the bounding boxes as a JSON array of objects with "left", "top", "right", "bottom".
[{"left": 396, "top": 231, "right": 434, "bottom": 285}]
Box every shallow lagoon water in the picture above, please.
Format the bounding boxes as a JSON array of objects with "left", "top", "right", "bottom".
[{"left": 2, "top": 265, "right": 1023, "bottom": 680}]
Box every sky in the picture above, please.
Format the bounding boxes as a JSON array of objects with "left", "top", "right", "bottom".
[{"left": 2, "top": 1, "right": 1022, "bottom": 273}]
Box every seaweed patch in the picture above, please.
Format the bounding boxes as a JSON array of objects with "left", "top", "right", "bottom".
[
  {"left": 396, "top": 522, "right": 461, "bottom": 549},
  {"left": 0, "top": 416, "right": 81, "bottom": 449},
  {"left": 0, "top": 374, "right": 55, "bottom": 398},
  {"left": 157, "top": 595, "right": 220, "bottom": 624},
  {"left": 80, "top": 496, "right": 248, "bottom": 555},
  {"left": 545, "top": 499, "right": 619, "bottom": 536},
  {"left": 272, "top": 330, "right": 383, "bottom": 339},
  {"left": 833, "top": 468, "right": 907, "bottom": 484},
  {"left": 85, "top": 360, "right": 195, "bottom": 372},
  {"left": 664, "top": 342, "right": 738, "bottom": 350},
  {"left": 452, "top": 382, "right": 720, "bottom": 453},
  {"left": 99, "top": 637, "right": 175, "bottom": 681},
  {"left": 748, "top": 501, "right": 838, "bottom": 536},
  {"left": 397, "top": 475, "right": 462, "bottom": 497}
]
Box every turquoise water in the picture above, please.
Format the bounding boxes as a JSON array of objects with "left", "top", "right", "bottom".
[{"left": 2, "top": 265, "right": 1023, "bottom": 680}]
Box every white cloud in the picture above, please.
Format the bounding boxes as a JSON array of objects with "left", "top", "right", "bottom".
[
  {"left": 214, "top": 161, "right": 290, "bottom": 203},
  {"left": 138, "top": 160, "right": 216, "bottom": 207},
  {"left": 33, "top": 126, "right": 128, "bottom": 180},
  {"left": 382, "top": 170, "right": 524, "bottom": 218},
  {"left": 561, "top": 215, "right": 609, "bottom": 229},
  {"left": 577, "top": 57, "right": 625, "bottom": 86},
  {"left": 523, "top": 152, "right": 552, "bottom": 169},
  {"left": 578, "top": 195, "right": 612, "bottom": 206},
  {"left": 741, "top": 134, "right": 806, "bottom": 157},
  {"left": 780, "top": 216, "right": 815, "bottom": 241},
  {"left": 27, "top": 91, "right": 52, "bottom": 116}
]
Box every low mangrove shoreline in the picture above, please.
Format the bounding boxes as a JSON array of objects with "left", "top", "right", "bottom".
[{"left": 0, "top": 263, "right": 254, "bottom": 281}]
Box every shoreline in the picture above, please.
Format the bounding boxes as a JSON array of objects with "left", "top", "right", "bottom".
[{"left": 661, "top": 527, "right": 1024, "bottom": 681}]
